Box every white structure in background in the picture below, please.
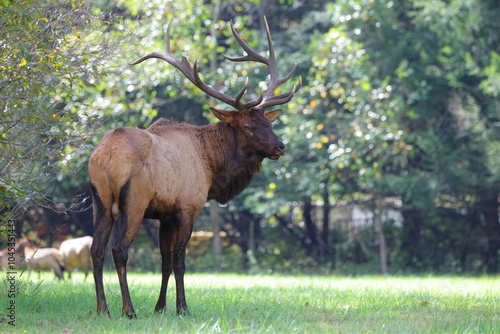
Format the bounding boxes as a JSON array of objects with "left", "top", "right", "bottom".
[{"left": 314, "top": 198, "right": 403, "bottom": 239}]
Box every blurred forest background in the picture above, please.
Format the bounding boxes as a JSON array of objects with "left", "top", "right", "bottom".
[{"left": 1, "top": 0, "right": 499, "bottom": 275}]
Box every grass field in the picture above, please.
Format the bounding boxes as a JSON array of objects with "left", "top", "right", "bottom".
[{"left": 1, "top": 271, "right": 498, "bottom": 333}]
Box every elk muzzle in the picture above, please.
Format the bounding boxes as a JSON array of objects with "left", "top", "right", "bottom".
[{"left": 268, "top": 140, "right": 285, "bottom": 160}]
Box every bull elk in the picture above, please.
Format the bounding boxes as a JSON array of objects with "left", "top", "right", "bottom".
[{"left": 89, "top": 17, "right": 300, "bottom": 318}]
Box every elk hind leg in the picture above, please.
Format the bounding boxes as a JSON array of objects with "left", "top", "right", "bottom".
[
  {"left": 112, "top": 183, "right": 147, "bottom": 318},
  {"left": 90, "top": 184, "right": 114, "bottom": 316}
]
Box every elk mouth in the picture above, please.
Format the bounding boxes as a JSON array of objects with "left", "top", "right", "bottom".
[{"left": 267, "top": 147, "right": 285, "bottom": 160}]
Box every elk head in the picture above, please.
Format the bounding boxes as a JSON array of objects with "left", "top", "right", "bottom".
[{"left": 130, "top": 17, "right": 301, "bottom": 160}]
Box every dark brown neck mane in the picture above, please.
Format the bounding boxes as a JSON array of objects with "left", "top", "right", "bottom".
[{"left": 200, "top": 122, "right": 264, "bottom": 203}]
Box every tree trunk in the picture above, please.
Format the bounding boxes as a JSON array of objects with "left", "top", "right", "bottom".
[
  {"left": 375, "top": 199, "right": 388, "bottom": 274},
  {"left": 320, "top": 187, "right": 334, "bottom": 264},
  {"left": 478, "top": 190, "right": 500, "bottom": 273},
  {"left": 249, "top": 218, "right": 255, "bottom": 255},
  {"left": 302, "top": 197, "right": 317, "bottom": 255},
  {"left": 400, "top": 208, "right": 424, "bottom": 269},
  {"left": 275, "top": 214, "right": 309, "bottom": 250}
]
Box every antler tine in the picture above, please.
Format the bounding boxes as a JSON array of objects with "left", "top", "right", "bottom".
[
  {"left": 222, "top": 16, "right": 299, "bottom": 110},
  {"left": 130, "top": 21, "right": 196, "bottom": 83},
  {"left": 263, "top": 16, "right": 277, "bottom": 81},
  {"left": 257, "top": 16, "right": 300, "bottom": 108},
  {"left": 165, "top": 20, "right": 173, "bottom": 54},
  {"left": 128, "top": 22, "right": 172, "bottom": 66},
  {"left": 222, "top": 20, "right": 269, "bottom": 65},
  {"left": 259, "top": 76, "right": 302, "bottom": 110},
  {"left": 192, "top": 60, "right": 239, "bottom": 107},
  {"left": 131, "top": 20, "right": 241, "bottom": 108},
  {"left": 276, "top": 62, "right": 297, "bottom": 87},
  {"left": 192, "top": 60, "right": 255, "bottom": 110},
  {"left": 234, "top": 77, "right": 249, "bottom": 104}
]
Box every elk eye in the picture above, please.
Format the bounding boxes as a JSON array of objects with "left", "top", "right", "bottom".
[{"left": 243, "top": 125, "right": 252, "bottom": 131}]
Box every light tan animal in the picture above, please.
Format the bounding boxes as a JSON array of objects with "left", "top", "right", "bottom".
[
  {"left": 0, "top": 244, "right": 26, "bottom": 271},
  {"left": 89, "top": 17, "right": 300, "bottom": 318},
  {"left": 59, "top": 236, "right": 93, "bottom": 279},
  {"left": 0, "top": 248, "right": 9, "bottom": 270},
  {"left": 17, "top": 237, "right": 65, "bottom": 279}
]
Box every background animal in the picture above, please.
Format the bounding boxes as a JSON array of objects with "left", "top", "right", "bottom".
[
  {"left": 1, "top": 239, "right": 28, "bottom": 271},
  {"left": 59, "top": 236, "right": 93, "bottom": 279},
  {"left": 0, "top": 248, "right": 10, "bottom": 270},
  {"left": 17, "top": 237, "right": 65, "bottom": 279},
  {"left": 89, "top": 18, "right": 300, "bottom": 318}
]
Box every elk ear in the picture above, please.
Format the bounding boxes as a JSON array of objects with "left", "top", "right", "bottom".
[
  {"left": 210, "top": 107, "right": 235, "bottom": 123},
  {"left": 264, "top": 109, "right": 282, "bottom": 123}
]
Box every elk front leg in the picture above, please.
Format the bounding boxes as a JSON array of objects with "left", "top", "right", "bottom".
[
  {"left": 174, "top": 244, "right": 189, "bottom": 314},
  {"left": 173, "top": 214, "right": 194, "bottom": 315},
  {"left": 154, "top": 221, "right": 174, "bottom": 313}
]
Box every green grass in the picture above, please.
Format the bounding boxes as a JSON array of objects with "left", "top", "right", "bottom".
[{"left": 1, "top": 272, "right": 498, "bottom": 333}]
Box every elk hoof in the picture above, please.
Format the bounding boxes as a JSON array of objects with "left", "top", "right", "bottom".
[
  {"left": 153, "top": 307, "right": 165, "bottom": 314},
  {"left": 126, "top": 312, "right": 137, "bottom": 319},
  {"left": 176, "top": 307, "right": 190, "bottom": 316},
  {"left": 97, "top": 307, "right": 111, "bottom": 318}
]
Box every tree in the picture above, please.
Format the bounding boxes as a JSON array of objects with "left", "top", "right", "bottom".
[
  {"left": 3, "top": 0, "right": 499, "bottom": 273},
  {"left": 302, "top": 0, "right": 500, "bottom": 272},
  {"left": 0, "top": 0, "right": 132, "bottom": 239}
]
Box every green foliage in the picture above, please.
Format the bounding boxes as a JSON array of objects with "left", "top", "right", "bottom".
[
  {"left": 0, "top": 0, "right": 126, "bottom": 234},
  {"left": 2, "top": 0, "right": 500, "bottom": 273},
  {"left": 271, "top": 0, "right": 500, "bottom": 272}
]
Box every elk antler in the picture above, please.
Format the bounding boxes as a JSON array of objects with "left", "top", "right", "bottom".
[
  {"left": 130, "top": 17, "right": 300, "bottom": 112},
  {"left": 223, "top": 16, "right": 301, "bottom": 110}
]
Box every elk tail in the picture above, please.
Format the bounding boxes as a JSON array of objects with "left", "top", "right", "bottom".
[{"left": 112, "top": 201, "right": 119, "bottom": 219}]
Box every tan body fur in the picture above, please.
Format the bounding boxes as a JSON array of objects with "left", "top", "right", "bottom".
[
  {"left": 90, "top": 121, "right": 212, "bottom": 226},
  {"left": 59, "top": 236, "right": 93, "bottom": 279},
  {"left": 24, "top": 246, "right": 65, "bottom": 279}
]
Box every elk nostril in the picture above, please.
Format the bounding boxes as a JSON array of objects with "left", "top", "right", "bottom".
[{"left": 276, "top": 142, "right": 285, "bottom": 154}]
